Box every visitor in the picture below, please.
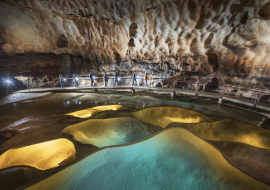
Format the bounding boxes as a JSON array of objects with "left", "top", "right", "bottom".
[
  {"left": 73, "top": 74, "right": 79, "bottom": 88},
  {"left": 132, "top": 71, "right": 137, "bottom": 86},
  {"left": 114, "top": 71, "right": 120, "bottom": 87},
  {"left": 59, "top": 74, "right": 64, "bottom": 88},
  {"left": 142, "top": 73, "right": 148, "bottom": 87},
  {"left": 103, "top": 72, "right": 108, "bottom": 87},
  {"left": 89, "top": 71, "right": 94, "bottom": 87}
]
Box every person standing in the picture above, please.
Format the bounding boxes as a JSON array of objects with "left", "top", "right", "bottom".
[
  {"left": 103, "top": 72, "right": 108, "bottom": 87},
  {"left": 73, "top": 74, "right": 79, "bottom": 88},
  {"left": 143, "top": 73, "right": 148, "bottom": 87},
  {"left": 114, "top": 71, "right": 120, "bottom": 87},
  {"left": 89, "top": 71, "right": 94, "bottom": 87},
  {"left": 132, "top": 71, "right": 137, "bottom": 86},
  {"left": 59, "top": 74, "right": 64, "bottom": 88}
]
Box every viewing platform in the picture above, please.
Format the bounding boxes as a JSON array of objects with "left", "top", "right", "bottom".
[{"left": 17, "top": 86, "right": 270, "bottom": 112}]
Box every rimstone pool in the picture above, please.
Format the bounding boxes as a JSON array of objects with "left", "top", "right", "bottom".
[{"left": 0, "top": 92, "right": 269, "bottom": 190}]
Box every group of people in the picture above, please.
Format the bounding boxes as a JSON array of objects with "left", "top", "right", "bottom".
[
  {"left": 59, "top": 73, "right": 80, "bottom": 88},
  {"left": 132, "top": 71, "right": 148, "bottom": 87},
  {"left": 59, "top": 71, "right": 149, "bottom": 88}
]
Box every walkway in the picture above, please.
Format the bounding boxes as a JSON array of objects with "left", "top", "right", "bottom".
[{"left": 17, "top": 86, "right": 270, "bottom": 112}]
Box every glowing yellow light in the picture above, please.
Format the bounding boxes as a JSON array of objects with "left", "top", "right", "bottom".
[
  {"left": 169, "top": 118, "right": 270, "bottom": 149},
  {"left": 0, "top": 138, "right": 76, "bottom": 170},
  {"left": 66, "top": 109, "right": 100, "bottom": 118},
  {"left": 62, "top": 117, "right": 151, "bottom": 147},
  {"left": 25, "top": 128, "right": 269, "bottom": 190},
  {"left": 91, "top": 105, "right": 125, "bottom": 111},
  {"left": 66, "top": 105, "right": 126, "bottom": 118},
  {"left": 131, "top": 107, "right": 214, "bottom": 128},
  {"left": 164, "top": 116, "right": 202, "bottom": 124}
]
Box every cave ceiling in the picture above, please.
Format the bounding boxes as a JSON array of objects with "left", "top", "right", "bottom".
[{"left": 1, "top": 0, "right": 270, "bottom": 80}]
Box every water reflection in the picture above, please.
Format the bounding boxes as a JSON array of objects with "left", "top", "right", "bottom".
[{"left": 0, "top": 93, "right": 265, "bottom": 128}]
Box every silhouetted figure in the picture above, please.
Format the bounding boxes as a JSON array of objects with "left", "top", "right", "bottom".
[
  {"left": 114, "top": 71, "right": 120, "bottom": 87},
  {"left": 73, "top": 74, "right": 79, "bottom": 88},
  {"left": 89, "top": 72, "right": 94, "bottom": 87},
  {"left": 59, "top": 74, "right": 64, "bottom": 88},
  {"left": 132, "top": 71, "right": 137, "bottom": 86},
  {"left": 103, "top": 72, "right": 108, "bottom": 87},
  {"left": 143, "top": 73, "right": 148, "bottom": 87}
]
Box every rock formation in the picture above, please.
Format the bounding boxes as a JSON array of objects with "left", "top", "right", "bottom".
[
  {"left": 65, "top": 105, "right": 126, "bottom": 118},
  {"left": 25, "top": 128, "right": 270, "bottom": 190},
  {"left": 0, "top": 138, "right": 76, "bottom": 170},
  {"left": 1, "top": 0, "right": 270, "bottom": 87},
  {"left": 167, "top": 118, "right": 270, "bottom": 149},
  {"left": 130, "top": 106, "right": 214, "bottom": 128},
  {"left": 62, "top": 117, "right": 151, "bottom": 147}
]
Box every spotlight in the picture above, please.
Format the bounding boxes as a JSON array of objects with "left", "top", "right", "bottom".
[
  {"left": 93, "top": 76, "right": 96, "bottom": 79},
  {"left": 118, "top": 77, "right": 121, "bottom": 81},
  {"left": 67, "top": 101, "right": 70, "bottom": 104},
  {"left": 75, "top": 77, "right": 79, "bottom": 81},
  {"left": 64, "top": 78, "right": 67, "bottom": 81},
  {"left": 6, "top": 80, "right": 11, "bottom": 84}
]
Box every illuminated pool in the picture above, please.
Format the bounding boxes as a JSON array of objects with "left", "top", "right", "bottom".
[{"left": 0, "top": 93, "right": 269, "bottom": 190}]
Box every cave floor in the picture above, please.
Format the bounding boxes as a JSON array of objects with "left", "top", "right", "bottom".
[{"left": 0, "top": 92, "right": 269, "bottom": 189}]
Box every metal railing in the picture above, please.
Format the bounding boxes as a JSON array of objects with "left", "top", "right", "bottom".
[
  {"left": 25, "top": 77, "right": 270, "bottom": 108},
  {"left": 171, "top": 79, "right": 270, "bottom": 108}
]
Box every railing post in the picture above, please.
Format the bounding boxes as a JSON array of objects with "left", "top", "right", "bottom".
[
  {"left": 219, "top": 85, "right": 225, "bottom": 104},
  {"left": 253, "top": 92, "right": 259, "bottom": 108},
  {"left": 27, "top": 79, "right": 30, "bottom": 92},
  {"left": 171, "top": 80, "right": 176, "bottom": 98},
  {"left": 195, "top": 82, "right": 198, "bottom": 97},
  {"left": 258, "top": 90, "right": 263, "bottom": 102},
  {"left": 131, "top": 87, "right": 135, "bottom": 94},
  {"left": 51, "top": 81, "right": 53, "bottom": 90}
]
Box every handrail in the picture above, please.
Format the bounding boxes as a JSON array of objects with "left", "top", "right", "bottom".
[
  {"left": 25, "top": 77, "right": 270, "bottom": 108},
  {"left": 27, "top": 79, "right": 270, "bottom": 94}
]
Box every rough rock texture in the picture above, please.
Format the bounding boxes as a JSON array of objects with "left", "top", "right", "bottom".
[
  {"left": 1, "top": 0, "right": 270, "bottom": 87},
  {"left": 167, "top": 118, "right": 270, "bottom": 149},
  {"left": 210, "top": 140, "right": 270, "bottom": 185},
  {"left": 62, "top": 117, "right": 151, "bottom": 147},
  {"left": 25, "top": 128, "right": 270, "bottom": 190},
  {"left": 0, "top": 138, "right": 76, "bottom": 170},
  {"left": 0, "top": 92, "right": 51, "bottom": 106},
  {"left": 130, "top": 106, "right": 214, "bottom": 128},
  {"left": 65, "top": 105, "right": 126, "bottom": 118}
]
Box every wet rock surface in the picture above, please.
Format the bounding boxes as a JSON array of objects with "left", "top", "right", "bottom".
[
  {"left": 209, "top": 140, "right": 270, "bottom": 184},
  {"left": 0, "top": 92, "right": 269, "bottom": 189},
  {"left": 25, "top": 128, "right": 270, "bottom": 190},
  {"left": 1, "top": 1, "right": 270, "bottom": 88},
  {"left": 2, "top": 1, "right": 270, "bottom": 188}
]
